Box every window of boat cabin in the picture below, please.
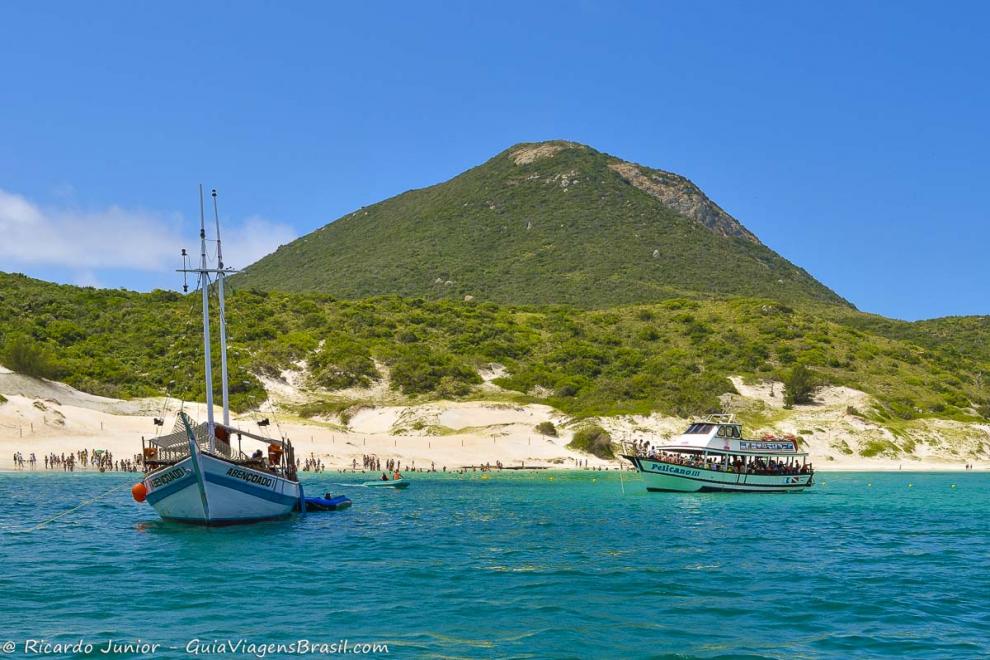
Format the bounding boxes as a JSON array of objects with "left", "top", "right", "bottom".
[{"left": 686, "top": 424, "right": 715, "bottom": 434}]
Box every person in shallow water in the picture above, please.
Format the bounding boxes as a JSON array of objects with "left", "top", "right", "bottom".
[
  {"left": 381, "top": 472, "right": 389, "bottom": 481},
  {"left": 393, "top": 469, "right": 402, "bottom": 480}
]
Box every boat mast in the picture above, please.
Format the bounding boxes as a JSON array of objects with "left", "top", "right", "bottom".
[
  {"left": 212, "top": 189, "right": 231, "bottom": 428},
  {"left": 198, "top": 185, "right": 216, "bottom": 451}
]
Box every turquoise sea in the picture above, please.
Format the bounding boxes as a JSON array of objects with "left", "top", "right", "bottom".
[{"left": 1, "top": 471, "right": 988, "bottom": 658}]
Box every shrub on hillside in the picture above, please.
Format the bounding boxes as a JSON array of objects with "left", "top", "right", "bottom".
[
  {"left": 535, "top": 421, "right": 557, "bottom": 437},
  {"left": 783, "top": 364, "right": 815, "bottom": 407},
  {"left": 859, "top": 438, "right": 900, "bottom": 458},
  {"left": 637, "top": 326, "right": 660, "bottom": 341},
  {"left": 309, "top": 338, "right": 379, "bottom": 390},
  {"left": 387, "top": 346, "right": 480, "bottom": 395},
  {"left": 2, "top": 335, "right": 56, "bottom": 379},
  {"left": 567, "top": 425, "right": 614, "bottom": 459},
  {"left": 554, "top": 380, "right": 582, "bottom": 397},
  {"left": 436, "top": 375, "right": 472, "bottom": 398}
]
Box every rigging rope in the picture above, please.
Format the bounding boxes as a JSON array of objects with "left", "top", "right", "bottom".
[
  {"left": 164, "top": 280, "right": 205, "bottom": 432},
  {"left": 219, "top": 273, "right": 284, "bottom": 440},
  {"left": 22, "top": 481, "right": 132, "bottom": 532}
]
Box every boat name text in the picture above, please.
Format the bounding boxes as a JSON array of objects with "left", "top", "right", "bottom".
[
  {"left": 647, "top": 462, "right": 700, "bottom": 477},
  {"left": 739, "top": 441, "right": 795, "bottom": 451},
  {"left": 225, "top": 467, "right": 274, "bottom": 488},
  {"left": 150, "top": 467, "right": 187, "bottom": 488}
]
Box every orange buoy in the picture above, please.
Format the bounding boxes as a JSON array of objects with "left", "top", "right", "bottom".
[{"left": 131, "top": 482, "right": 148, "bottom": 502}]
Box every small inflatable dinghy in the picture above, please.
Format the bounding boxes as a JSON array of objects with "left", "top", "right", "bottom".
[
  {"left": 362, "top": 479, "right": 410, "bottom": 489},
  {"left": 296, "top": 494, "right": 353, "bottom": 512}
]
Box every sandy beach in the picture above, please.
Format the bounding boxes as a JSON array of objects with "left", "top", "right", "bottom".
[
  {"left": 0, "top": 367, "right": 610, "bottom": 473},
  {"left": 1, "top": 366, "right": 986, "bottom": 473}
]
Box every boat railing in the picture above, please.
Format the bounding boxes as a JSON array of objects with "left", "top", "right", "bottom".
[
  {"left": 697, "top": 413, "right": 736, "bottom": 424},
  {"left": 142, "top": 418, "right": 258, "bottom": 467},
  {"left": 634, "top": 450, "right": 812, "bottom": 477},
  {"left": 142, "top": 415, "right": 298, "bottom": 479}
]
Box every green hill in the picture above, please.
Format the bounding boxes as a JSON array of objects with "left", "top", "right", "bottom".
[
  {"left": 1, "top": 272, "right": 986, "bottom": 427},
  {"left": 235, "top": 141, "right": 850, "bottom": 308}
]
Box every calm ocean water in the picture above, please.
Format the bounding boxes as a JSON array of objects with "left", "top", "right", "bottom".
[{"left": 0, "top": 471, "right": 988, "bottom": 658}]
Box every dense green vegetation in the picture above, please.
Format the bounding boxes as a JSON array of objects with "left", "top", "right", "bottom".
[
  {"left": 1, "top": 272, "right": 987, "bottom": 424},
  {"left": 835, "top": 312, "right": 990, "bottom": 366},
  {"left": 0, "top": 274, "right": 267, "bottom": 410},
  {"left": 236, "top": 141, "right": 848, "bottom": 308}
]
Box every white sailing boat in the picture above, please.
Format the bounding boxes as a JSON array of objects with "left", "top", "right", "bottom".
[
  {"left": 135, "top": 188, "right": 302, "bottom": 524},
  {"left": 623, "top": 414, "right": 814, "bottom": 493}
]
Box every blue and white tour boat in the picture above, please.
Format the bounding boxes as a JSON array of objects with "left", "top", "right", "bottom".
[
  {"left": 135, "top": 188, "right": 302, "bottom": 524},
  {"left": 623, "top": 415, "right": 814, "bottom": 493}
]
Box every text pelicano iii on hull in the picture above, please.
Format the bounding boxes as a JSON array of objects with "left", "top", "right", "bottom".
[
  {"left": 624, "top": 415, "right": 814, "bottom": 493},
  {"left": 132, "top": 188, "right": 303, "bottom": 524}
]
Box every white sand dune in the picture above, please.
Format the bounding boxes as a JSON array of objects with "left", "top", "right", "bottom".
[
  {"left": 1, "top": 369, "right": 986, "bottom": 472},
  {"left": 0, "top": 371, "right": 603, "bottom": 471}
]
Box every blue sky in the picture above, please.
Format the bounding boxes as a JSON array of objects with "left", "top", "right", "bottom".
[{"left": 1, "top": 1, "right": 987, "bottom": 321}]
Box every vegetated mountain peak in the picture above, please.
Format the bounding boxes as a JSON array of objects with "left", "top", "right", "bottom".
[
  {"left": 236, "top": 140, "right": 848, "bottom": 308},
  {"left": 506, "top": 140, "right": 583, "bottom": 165}
]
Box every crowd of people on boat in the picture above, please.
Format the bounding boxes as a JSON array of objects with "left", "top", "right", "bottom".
[
  {"left": 642, "top": 448, "right": 811, "bottom": 475},
  {"left": 628, "top": 437, "right": 812, "bottom": 475}
]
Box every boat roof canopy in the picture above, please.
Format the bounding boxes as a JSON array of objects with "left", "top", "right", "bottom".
[
  {"left": 147, "top": 418, "right": 284, "bottom": 451},
  {"left": 657, "top": 446, "right": 808, "bottom": 457},
  {"left": 655, "top": 414, "right": 803, "bottom": 455}
]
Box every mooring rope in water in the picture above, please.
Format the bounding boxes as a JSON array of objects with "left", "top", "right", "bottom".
[{"left": 24, "top": 481, "right": 132, "bottom": 532}]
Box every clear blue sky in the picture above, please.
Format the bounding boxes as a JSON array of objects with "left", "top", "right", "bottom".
[{"left": 1, "top": 1, "right": 987, "bottom": 321}]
